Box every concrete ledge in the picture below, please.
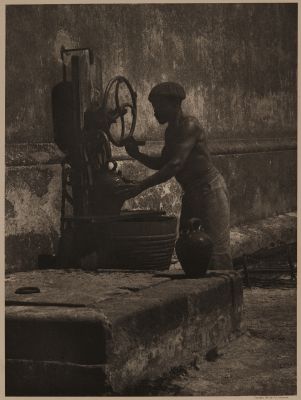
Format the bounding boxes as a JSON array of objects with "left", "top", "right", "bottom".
[
  {"left": 230, "top": 212, "right": 297, "bottom": 259},
  {"left": 5, "top": 270, "right": 243, "bottom": 395},
  {"left": 5, "top": 213, "right": 296, "bottom": 394},
  {"left": 5, "top": 137, "right": 296, "bottom": 166},
  {"left": 103, "top": 272, "right": 243, "bottom": 393}
]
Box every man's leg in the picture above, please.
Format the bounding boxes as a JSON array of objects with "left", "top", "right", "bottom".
[
  {"left": 180, "top": 175, "right": 232, "bottom": 270},
  {"left": 199, "top": 176, "right": 233, "bottom": 269}
]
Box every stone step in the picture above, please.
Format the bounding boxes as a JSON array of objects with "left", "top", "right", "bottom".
[{"left": 6, "top": 269, "right": 243, "bottom": 395}]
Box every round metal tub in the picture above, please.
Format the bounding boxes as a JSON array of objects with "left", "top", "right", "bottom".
[{"left": 97, "top": 214, "right": 177, "bottom": 270}]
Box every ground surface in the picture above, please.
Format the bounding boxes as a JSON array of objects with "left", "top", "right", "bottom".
[{"left": 129, "top": 284, "right": 296, "bottom": 396}]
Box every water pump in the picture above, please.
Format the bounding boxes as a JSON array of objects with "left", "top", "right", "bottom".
[{"left": 44, "top": 47, "right": 177, "bottom": 269}]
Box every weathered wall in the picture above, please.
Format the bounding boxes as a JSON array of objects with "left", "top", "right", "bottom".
[
  {"left": 6, "top": 4, "right": 297, "bottom": 142},
  {"left": 5, "top": 4, "right": 297, "bottom": 272}
]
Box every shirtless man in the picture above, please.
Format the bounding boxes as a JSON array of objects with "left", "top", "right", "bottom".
[{"left": 118, "top": 82, "right": 232, "bottom": 270}]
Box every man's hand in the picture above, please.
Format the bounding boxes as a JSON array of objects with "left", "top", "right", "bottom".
[
  {"left": 125, "top": 138, "right": 140, "bottom": 159},
  {"left": 115, "top": 182, "right": 144, "bottom": 200}
]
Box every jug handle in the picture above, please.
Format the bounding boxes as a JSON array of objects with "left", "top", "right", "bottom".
[{"left": 188, "top": 218, "right": 203, "bottom": 232}]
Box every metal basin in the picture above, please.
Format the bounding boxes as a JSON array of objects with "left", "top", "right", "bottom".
[{"left": 97, "top": 213, "right": 177, "bottom": 270}]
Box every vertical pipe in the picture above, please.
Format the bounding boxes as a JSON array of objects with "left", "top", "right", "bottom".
[
  {"left": 243, "top": 254, "right": 251, "bottom": 288},
  {"left": 71, "top": 55, "right": 84, "bottom": 216}
]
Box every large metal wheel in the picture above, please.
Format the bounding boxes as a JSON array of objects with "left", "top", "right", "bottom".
[{"left": 102, "top": 76, "right": 137, "bottom": 147}]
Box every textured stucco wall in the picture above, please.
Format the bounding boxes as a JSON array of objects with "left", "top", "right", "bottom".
[
  {"left": 5, "top": 4, "right": 297, "bottom": 272},
  {"left": 6, "top": 4, "right": 297, "bottom": 142}
]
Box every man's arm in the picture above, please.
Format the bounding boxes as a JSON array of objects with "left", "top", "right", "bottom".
[
  {"left": 116, "top": 118, "right": 201, "bottom": 200},
  {"left": 140, "top": 118, "right": 199, "bottom": 190},
  {"left": 134, "top": 152, "right": 164, "bottom": 170},
  {"left": 125, "top": 140, "right": 163, "bottom": 170}
]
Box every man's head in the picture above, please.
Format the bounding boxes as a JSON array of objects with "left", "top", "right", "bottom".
[{"left": 148, "top": 82, "right": 186, "bottom": 124}]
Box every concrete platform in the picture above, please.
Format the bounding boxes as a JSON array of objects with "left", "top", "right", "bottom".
[
  {"left": 230, "top": 212, "right": 297, "bottom": 259},
  {"left": 6, "top": 269, "right": 243, "bottom": 395}
]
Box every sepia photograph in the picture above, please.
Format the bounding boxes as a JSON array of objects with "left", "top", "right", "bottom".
[{"left": 5, "top": 2, "right": 297, "bottom": 396}]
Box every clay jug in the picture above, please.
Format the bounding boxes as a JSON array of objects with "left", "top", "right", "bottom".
[{"left": 175, "top": 218, "right": 213, "bottom": 277}]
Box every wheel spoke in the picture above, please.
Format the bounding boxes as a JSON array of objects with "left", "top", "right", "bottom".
[
  {"left": 120, "top": 115, "right": 125, "bottom": 140},
  {"left": 103, "top": 76, "right": 137, "bottom": 147},
  {"left": 115, "top": 80, "right": 121, "bottom": 111}
]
